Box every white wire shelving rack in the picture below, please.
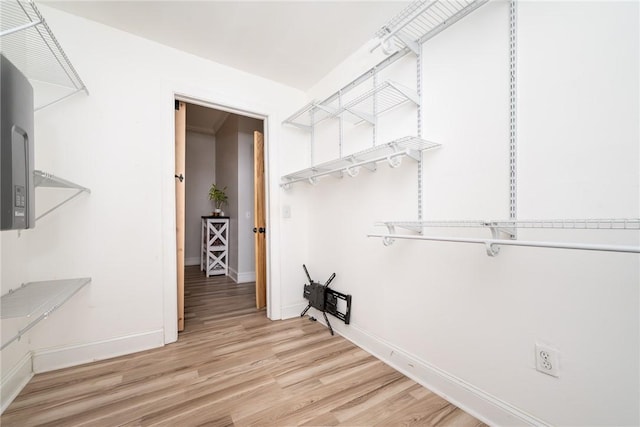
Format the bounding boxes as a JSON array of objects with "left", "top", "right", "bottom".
[
  {"left": 371, "top": 0, "right": 489, "bottom": 55},
  {"left": 364, "top": 1, "right": 640, "bottom": 257},
  {"left": 1, "top": 278, "right": 91, "bottom": 350},
  {"left": 282, "top": 0, "right": 487, "bottom": 190},
  {"left": 281, "top": 137, "right": 440, "bottom": 188},
  {"left": 0, "top": 2, "right": 91, "bottom": 352},
  {"left": 370, "top": 219, "right": 640, "bottom": 256},
  {"left": 0, "top": 0, "right": 88, "bottom": 111},
  {"left": 34, "top": 170, "right": 91, "bottom": 221},
  {"left": 1, "top": 173, "right": 91, "bottom": 350}
]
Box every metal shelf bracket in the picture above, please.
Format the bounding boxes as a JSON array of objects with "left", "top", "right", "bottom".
[{"left": 34, "top": 170, "right": 91, "bottom": 221}]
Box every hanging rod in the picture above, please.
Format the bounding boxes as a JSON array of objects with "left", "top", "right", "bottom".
[
  {"left": 368, "top": 233, "right": 640, "bottom": 257},
  {"left": 281, "top": 136, "right": 440, "bottom": 189},
  {"left": 282, "top": 149, "right": 415, "bottom": 187}
]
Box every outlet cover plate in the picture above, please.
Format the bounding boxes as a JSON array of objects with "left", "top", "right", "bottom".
[{"left": 535, "top": 343, "right": 560, "bottom": 377}]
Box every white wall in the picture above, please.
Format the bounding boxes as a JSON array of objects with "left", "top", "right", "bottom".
[
  {"left": 280, "top": 1, "right": 639, "bottom": 426},
  {"left": 214, "top": 115, "right": 262, "bottom": 282},
  {"left": 215, "top": 115, "right": 240, "bottom": 273},
  {"left": 0, "top": 4, "right": 306, "bottom": 406},
  {"left": 185, "top": 131, "right": 216, "bottom": 265}
]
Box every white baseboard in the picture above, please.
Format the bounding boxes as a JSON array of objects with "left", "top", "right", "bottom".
[
  {"left": 228, "top": 268, "right": 256, "bottom": 284},
  {"left": 237, "top": 271, "right": 255, "bottom": 283},
  {"left": 32, "top": 330, "right": 165, "bottom": 374},
  {"left": 305, "top": 308, "right": 547, "bottom": 427},
  {"left": 1, "top": 352, "right": 33, "bottom": 414},
  {"left": 185, "top": 257, "right": 200, "bottom": 266}
]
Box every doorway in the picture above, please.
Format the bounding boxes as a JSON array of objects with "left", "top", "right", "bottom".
[{"left": 174, "top": 99, "right": 267, "bottom": 333}]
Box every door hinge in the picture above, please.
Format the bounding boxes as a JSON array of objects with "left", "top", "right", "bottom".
[{"left": 175, "top": 100, "right": 180, "bottom": 110}]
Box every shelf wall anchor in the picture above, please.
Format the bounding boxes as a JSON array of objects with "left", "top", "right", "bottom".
[
  {"left": 383, "top": 224, "right": 397, "bottom": 246},
  {"left": 388, "top": 156, "right": 402, "bottom": 168}
]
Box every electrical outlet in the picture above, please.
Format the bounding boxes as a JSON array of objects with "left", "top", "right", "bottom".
[{"left": 535, "top": 344, "right": 560, "bottom": 377}]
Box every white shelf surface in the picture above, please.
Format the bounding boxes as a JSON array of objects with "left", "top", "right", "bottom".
[
  {"left": 282, "top": 100, "right": 340, "bottom": 130},
  {"left": 343, "top": 81, "right": 419, "bottom": 125},
  {"left": 283, "top": 80, "right": 417, "bottom": 129},
  {"left": 1, "top": 277, "right": 91, "bottom": 349},
  {"left": 281, "top": 136, "right": 440, "bottom": 187},
  {"left": 377, "top": 218, "right": 640, "bottom": 231},
  {"left": 0, "top": 0, "right": 87, "bottom": 110},
  {"left": 34, "top": 170, "right": 90, "bottom": 191},
  {"left": 373, "top": 0, "right": 489, "bottom": 54}
]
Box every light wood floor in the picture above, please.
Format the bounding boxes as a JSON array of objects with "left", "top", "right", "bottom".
[{"left": 2, "top": 266, "right": 485, "bottom": 426}]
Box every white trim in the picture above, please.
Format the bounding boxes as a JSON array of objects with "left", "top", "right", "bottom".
[
  {"left": 32, "top": 330, "right": 164, "bottom": 373},
  {"left": 228, "top": 268, "right": 256, "bottom": 284},
  {"left": 184, "top": 256, "right": 200, "bottom": 266},
  {"left": 238, "top": 271, "right": 256, "bottom": 283},
  {"left": 306, "top": 308, "right": 548, "bottom": 427},
  {"left": 161, "top": 80, "right": 283, "bottom": 338},
  {"left": 1, "top": 352, "right": 33, "bottom": 414}
]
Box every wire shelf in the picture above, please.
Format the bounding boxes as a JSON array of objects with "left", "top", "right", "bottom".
[
  {"left": 343, "top": 81, "right": 419, "bottom": 125},
  {"left": 34, "top": 170, "right": 90, "bottom": 191},
  {"left": 283, "top": 81, "right": 419, "bottom": 130},
  {"left": 34, "top": 170, "right": 90, "bottom": 221},
  {"left": 1, "top": 277, "right": 91, "bottom": 350},
  {"left": 373, "top": 0, "right": 489, "bottom": 54},
  {"left": 282, "top": 101, "right": 340, "bottom": 130},
  {"left": 376, "top": 219, "right": 640, "bottom": 231},
  {"left": 281, "top": 136, "right": 440, "bottom": 187},
  {"left": 1, "top": 0, "right": 87, "bottom": 110}
]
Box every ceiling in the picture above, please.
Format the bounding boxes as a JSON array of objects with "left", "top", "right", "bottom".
[
  {"left": 185, "top": 102, "right": 230, "bottom": 135},
  {"left": 42, "top": 1, "right": 411, "bottom": 91}
]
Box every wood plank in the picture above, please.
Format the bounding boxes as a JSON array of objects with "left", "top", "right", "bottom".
[
  {"left": 253, "top": 131, "right": 266, "bottom": 309},
  {"left": 1, "top": 266, "right": 486, "bottom": 426},
  {"left": 175, "top": 100, "right": 186, "bottom": 331}
]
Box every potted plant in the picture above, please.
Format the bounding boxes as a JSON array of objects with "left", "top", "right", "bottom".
[{"left": 208, "top": 183, "right": 228, "bottom": 216}]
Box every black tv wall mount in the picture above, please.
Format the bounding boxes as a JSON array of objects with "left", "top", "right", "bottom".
[{"left": 300, "top": 264, "right": 352, "bottom": 335}]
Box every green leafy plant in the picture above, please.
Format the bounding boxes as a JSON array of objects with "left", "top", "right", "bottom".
[{"left": 208, "top": 183, "right": 228, "bottom": 211}]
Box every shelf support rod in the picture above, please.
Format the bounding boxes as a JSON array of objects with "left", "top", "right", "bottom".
[
  {"left": 373, "top": 67, "right": 378, "bottom": 147},
  {"left": 310, "top": 108, "right": 315, "bottom": 167},
  {"left": 0, "top": 19, "right": 41, "bottom": 37},
  {"left": 416, "top": 49, "right": 424, "bottom": 222},
  {"left": 509, "top": 0, "right": 518, "bottom": 239},
  {"left": 338, "top": 90, "right": 344, "bottom": 158},
  {"left": 35, "top": 189, "right": 88, "bottom": 222},
  {"left": 368, "top": 233, "right": 640, "bottom": 255},
  {"left": 34, "top": 88, "right": 86, "bottom": 112}
]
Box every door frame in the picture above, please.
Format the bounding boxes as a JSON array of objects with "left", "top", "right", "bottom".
[{"left": 161, "top": 84, "right": 280, "bottom": 345}]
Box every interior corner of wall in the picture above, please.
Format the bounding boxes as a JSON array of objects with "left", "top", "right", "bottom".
[{"left": 1, "top": 351, "right": 34, "bottom": 414}]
